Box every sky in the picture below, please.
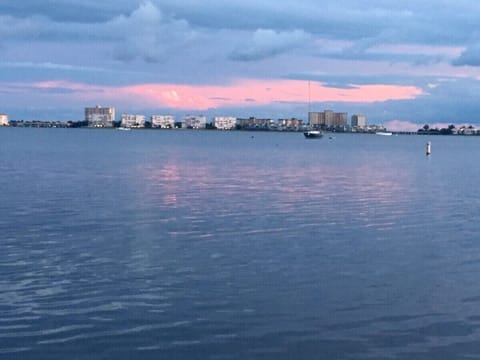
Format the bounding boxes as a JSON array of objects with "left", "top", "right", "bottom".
[{"left": 2, "top": 1, "right": 480, "bottom": 130}]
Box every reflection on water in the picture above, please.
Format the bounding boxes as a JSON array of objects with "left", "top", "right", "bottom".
[
  {"left": 146, "top": 163, "right": 181, "bottom": 207},
  {"left": 2, "top": 128, "right": 480, "bottom": 359}
]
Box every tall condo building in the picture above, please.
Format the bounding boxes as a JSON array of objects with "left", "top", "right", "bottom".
[
  {"left": 151, "top": 115, "right": 175, "bottom": 128},
  {"left": 213, "top": 116, "right": 236, "bottom": 130},
  {"left": 121, "top": 114, "right": 146, "bottom": 128},
  {"left": 308, "top": 110, "right": 348, "bottom": 128},
  {"left": 183, "top": 115, "right": 207, "bottom": 129},
  {"left": 85, "top": 106, "right": 115, "bottom": 127},
  {"left": 351, "top": 114, "right": 367, "bottom": 128},
  {"left": 0, "top": 114, "right": 9, "bottom": 126}
]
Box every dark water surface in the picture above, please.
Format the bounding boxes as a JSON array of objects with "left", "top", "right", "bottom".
[{"left": 1, "top": 128, "right": 480, "bottom": 359}]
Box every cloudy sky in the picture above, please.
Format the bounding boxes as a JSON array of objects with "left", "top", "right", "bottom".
[{"left": 2, "top": 0, "right": 480, "bottom": 129}]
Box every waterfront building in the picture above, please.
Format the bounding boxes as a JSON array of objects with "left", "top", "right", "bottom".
[
  {"left": 121, "top": 114, "right": 146, "bottom": 128},
  {"left": 213, "top": 116, "right": 236, "bottom": 130},
  {"left": 278, "top": 118, "right": 304, "bottom": 130},
  {"left": 0, "top": 114, "right": 9, "bottom": 126},
  {"left": 236, "top": 117, "right": 275, "bottom": 130},
  {"left": 330, "top": 111, "right": 348, "bottom": 127},
  {"left": 85, "top": 106, "right": 115, "bottom": 127},
  {"left": 308, "top": 112, "right": 323, "bottom": 128},
  {"left": 308, "top": 110, "right": 347, "bottom": 128},
  {"left": 457, "top": 126, "right": 478, "bottom": 135},
  {"left": 151, "top": 115, "right": 175, "bottom": 128},
  {"left": 183, "top": 115, "right": 207, "bottom": 129},
  {"left": 351, "top": 114, "right": 367, "bottom": 128}
]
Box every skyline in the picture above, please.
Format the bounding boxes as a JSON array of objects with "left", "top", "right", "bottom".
[{"left": 2, "top": 1, "right": 480, "bottom": 130}]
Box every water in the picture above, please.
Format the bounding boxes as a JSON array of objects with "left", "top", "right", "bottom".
[{"left": 1, "top": 128, "right": 480, "bottom": 359}]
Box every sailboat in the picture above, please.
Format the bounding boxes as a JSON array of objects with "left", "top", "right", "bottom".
[{"left": 303, "top": 81, "right": 323, "bottom": 139}]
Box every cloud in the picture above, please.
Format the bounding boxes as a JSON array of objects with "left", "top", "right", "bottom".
[
  {"left": 0, "top": 78, "right": 423, "bottom": 112},
  {"left": 2, "top": 1, "right": 480, "bottom": 124},
  {"left": 229, "top": 29, "right": 311, "bottom": 61},
  {"left": 0, "top": 1, "right": 476, "bottom": 67},
  {"left": 1, "top": 61, "right": 106, "bottom": 72},
  {"left": 384, "top": 120, "right": 421, "bottom": 132},
  {"left": 0, "top": 0, "right": 137, "bottom": 23},
  {"left": 452, "top": 43, "right": 480, "bottom": 66},
  {"left": 109, "top": 1, "right": 195, "bottom": 63}
]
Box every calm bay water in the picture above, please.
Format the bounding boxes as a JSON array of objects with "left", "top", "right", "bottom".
[{"left": 1, "top": 128, "right": 480, "bottom": 359}]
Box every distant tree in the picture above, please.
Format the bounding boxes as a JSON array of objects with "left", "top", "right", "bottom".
[
  {"left": 448, "top": 124, "right": 455, "bottom": 130},
  {"left": 440, "top": 127, "right": 452, "bottom": 135},
  {"left": 423, "top": 124, "right": 430, "bottom": 131}
]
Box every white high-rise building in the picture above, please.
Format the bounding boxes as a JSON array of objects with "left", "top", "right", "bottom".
[
  {"left": 151, "top": 115, "right": 175, "bottom": 128},
  {"left": 0, "top": 114, "right": 9, "bottom": 126},
  {"left": 85, "top": 106, "right": 115, "bottom": 127},
  {"left": 183, "top": 115, "right": 207, "bottom": 129},
  {"left": 351, "top": 114, "right": 367, "bottom": 128},
  {"left": 213, "top": 116, "right": 236, "bottom": 130},
  {"left": 121, "top": 114, "right": 146, "bottom": 128}
]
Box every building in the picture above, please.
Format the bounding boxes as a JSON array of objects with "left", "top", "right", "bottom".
[
  {"left": 351, "top": 114, "right": 367, "bottom": 128},
  {"left": 308, "top": 112, "right": 323, "bottom": 128},
  {"left": 183, "top": 115, "right": 207, "bottom": 129},
  {"left": 85, "top": 106, "right": 115, "bottom": 127},
  {"left": 121, "top": 114, "right": 146, "bottom": 128},
  {"left": 278, "top": 118, "right": 303, "bottom": 130},
  {"left": 213, "top": 116, "right": 236, "bottom": 130},
  {"left": 151, "top": 115, "right": 175, "bottom": 128},
  {"left": 0, "top": 114, "right": 9, "bottom": 126},
  {"left": 308, "top": 110, "right": 348, "bottom": 128},
  {"left": 236, "top": 117, "right": 275, "bottom": 130}
]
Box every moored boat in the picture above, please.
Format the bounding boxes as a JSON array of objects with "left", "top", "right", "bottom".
[
  {"left": 375, "top": 131, "right": 392, "bottom": 136},
  {"left": 303, "top": 130, "right": 323, "bottom": 139}
]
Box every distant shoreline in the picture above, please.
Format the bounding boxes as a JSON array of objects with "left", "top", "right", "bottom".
[{"left": 2, "top": 121, "right": 480, "bottom": 136}]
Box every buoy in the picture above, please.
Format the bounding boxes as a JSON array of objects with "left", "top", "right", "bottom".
[{"left": 426, "top": 141, "right": 431, "bottom": 156}]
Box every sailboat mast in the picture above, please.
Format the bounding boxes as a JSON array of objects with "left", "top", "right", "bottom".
[{"left": 308, "top": 80, "right": 311, "bottom": 114}]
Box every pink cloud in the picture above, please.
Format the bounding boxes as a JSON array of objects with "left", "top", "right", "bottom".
[
  {"left": 26, "top": 79, "right": 424, "bottom": 110},
  {"left": 121, "top": 80, "right": 424, "bottom": 109}
]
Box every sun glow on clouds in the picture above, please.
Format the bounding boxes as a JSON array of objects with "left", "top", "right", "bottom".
[{"left": 29, "top": 79, "right": 423, "bottom": 110}]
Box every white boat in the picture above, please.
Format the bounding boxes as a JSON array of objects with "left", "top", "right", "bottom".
[
  {"left": 117, "top": 127, "right": 131, "bottom": 131},
  {"left": 375, "top": 131, "right": 392, "bottom": 136},
  {"left": 303, "top": 130, "right": 323, "bottom": 139}
]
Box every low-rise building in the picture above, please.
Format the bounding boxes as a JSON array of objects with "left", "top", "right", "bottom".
[
  {"left": 0, "top": 114, "right": 9, "bottom": 126},
  {"left": 213, "top": 116, "right": 236, "bottom": 130},
  {"left": 236, "top": 117, "right": 274, "bottom": 130},
  {"left": 457, "top": 126, "right": 478, "bottom": 135},
  {"left": 278, "top": 118, "right": 303, "bottom": 130},
  {"left": 121, "top": 114, "right": 146, "bottom": 128},
  {"left": 151, "top": 115, "right": 175, "bottom": 128},
  {"left": 183, "top": 115, "right": 207, "bottom": 129},
  {"left": 85, "top": 106, "right": 115, "bottom": 127}
]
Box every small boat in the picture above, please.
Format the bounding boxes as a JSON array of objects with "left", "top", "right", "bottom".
[
  {"left": 375, "top": 131, "right": 392, "bottom": 136},
  {"left": 304, "top": 130, "right": 323, "bottom": 139},
  {"left": 117, "top": 127, "right": 131, "bottom": 131}
]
